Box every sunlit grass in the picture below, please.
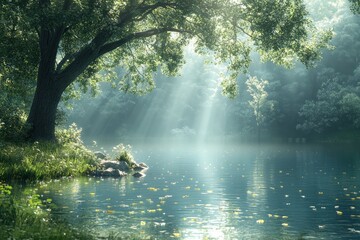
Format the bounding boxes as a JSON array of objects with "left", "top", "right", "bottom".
[{"left": 0, "top": 141, "right": 97, "bottom": 181}]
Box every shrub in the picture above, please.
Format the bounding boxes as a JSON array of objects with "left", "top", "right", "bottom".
[{"left": 113, "top": 144, "right": 136, "bottom": 167}]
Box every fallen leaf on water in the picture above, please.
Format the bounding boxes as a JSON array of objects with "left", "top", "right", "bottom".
[
  {"left": 172, "top": 233, "right": 181, "bottom": 238},
  {"left": 336, "top": 211, "right": 343, "bottom": 215},
  {"left": 256, "top": 219, "right": 265, "bottom": 224}
]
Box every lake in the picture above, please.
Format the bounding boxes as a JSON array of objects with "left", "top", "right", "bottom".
[{"left": 37, "top": 143, "right": 360, "bottom": 239}]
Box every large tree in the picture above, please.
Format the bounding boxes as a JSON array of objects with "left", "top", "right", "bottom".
[{"left": 0, "top": 0, "right": 331, "bottom": 141}]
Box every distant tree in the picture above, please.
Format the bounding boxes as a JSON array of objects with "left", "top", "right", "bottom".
[
  {"left": 0, "top": 0, "right": 332, "bottom": 141},
  {"left": 297, "top": 74, "right": 360, "bottom": 133},
  {"left": 246, "top": 76, "right": 272, "bottom": 140}
]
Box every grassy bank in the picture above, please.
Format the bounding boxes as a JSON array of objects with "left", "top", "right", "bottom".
[
  {"left": 0, "top": 134, "right": 99, "bottom": 238},
  {"left": 0, "top": 141, "right": 98, "bottom": 181},
  {"left": 0, "top": 123, "right": 99, "bottom": 181}
]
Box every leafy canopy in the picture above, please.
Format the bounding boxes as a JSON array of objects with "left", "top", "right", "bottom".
[
  {"left": 0, "top": 0, "right": 332, "bottom": 99},
  {"left": 349, "top": 0, "right": 360, "bottom": 13}
]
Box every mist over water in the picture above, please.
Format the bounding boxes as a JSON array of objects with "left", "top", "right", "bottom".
[{"left": 40, "top": 143, "right": 360, "bottom": 239}]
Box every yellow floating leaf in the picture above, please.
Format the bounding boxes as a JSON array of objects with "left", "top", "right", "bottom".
[
  {"left": 147, "top": 187, "right": 158, "bottom": 192},
  {"left": 282, "top": 216, "right": 288, "bottom": 219},
  {"left": 95, "top": 209, "right": 101, "bottom": 212},
  {"left": 172, "top": 233, "right": 181, "bottom": 238},
  {"left": 336, "top": 211, "right": 343, "bottom": 215},
  {"left": 89, "top": 192, "right": 95, "bottom": 196},
  {"left": 256, "top": 219, "right": 265, "bottom": 224},
  {"left": 282, "top": 223, "right": 289, "bottom": 227},
  {"left": 147, "top": 209, "right": 156, "bottom": 213},
  {"left": 106, "top": 210, "right": 114, "bottom": 214},
  {"left": 140, "top": 221, "right": 146, "bottom": 226}
]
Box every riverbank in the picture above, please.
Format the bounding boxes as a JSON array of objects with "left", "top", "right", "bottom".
[
  {"left": 0, "top": 139, "right": 150, "bottom": 239},
  {"left": 0, "top": 141, "right": 97, "bottom": 181}
]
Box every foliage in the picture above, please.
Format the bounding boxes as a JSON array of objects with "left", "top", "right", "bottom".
[
  {"left": 56, "top": 122, "right": 84, "bottom": 145},
  {"left": 246, "top": 76, "right": 271, "bottom": 127},
  {"left": 0, "top": 0, "right": 332, "bottom": 100},
  {"left": 0, "top": 94, "right": 29, "bottom": 142},
  {"left": 113, "top": 144, "right": 136, "bottom": 167},
  {"left": 349, "top": 0, "right": 360, "bottom": 13},
  {"left": 0, "top": 124, "right": 98, "bottom": 181},
  {"left": 297, "top": 74, "right": 360, "bottom": 133}
]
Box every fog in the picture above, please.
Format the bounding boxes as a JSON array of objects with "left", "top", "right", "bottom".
[{"left": 65, "top": 0, "right": 360, "bottom": 147}]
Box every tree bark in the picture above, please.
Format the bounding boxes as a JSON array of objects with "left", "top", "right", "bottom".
[{"left": 26, "top": 75, "right": 63, "bottom": 142}]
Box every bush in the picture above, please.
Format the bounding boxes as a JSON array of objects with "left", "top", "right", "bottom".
[
  {"left": 0, "top": 103, "right": 28, "bottom": 142},
  {"left": 113, "top": 144, "right": 136, "bottom": 167}
]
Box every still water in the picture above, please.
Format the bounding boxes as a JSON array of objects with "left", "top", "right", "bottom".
[{"left": 39, "top": 144, "right": 360, "bottom": 239}]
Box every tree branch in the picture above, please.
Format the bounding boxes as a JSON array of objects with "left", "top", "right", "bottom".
[{"left": 98, "top": 27, "right": 191, "bottom": 57}]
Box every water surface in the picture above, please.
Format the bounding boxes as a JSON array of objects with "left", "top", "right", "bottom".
[{"left": 39, "top": 144, "right": 360, "bottom": 239}]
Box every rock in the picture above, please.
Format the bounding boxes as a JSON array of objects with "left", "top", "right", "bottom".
[
  {"left": 138, "top": 162, "right": 149, "bottom": 168},
  {"left": 133, "top": 162, "right": 149, "bottom": 172},
  {"left": 133, "top": 166, "right": 145, "bottom": 171},
  {"left": 100, "top": 160, "right": 130, "bottom": 172},
  {"left": 102, "top": 168, "right": 119, "bottom": 177},
  {"left": 94, "top": 151, "right": 107, "bottom": 160},
  {"left": 117, "top": 170, "right": 127, "bottom": 177},
  {"left": 118, "top": 161, "right": 130, "bottom": 171},
  {"left": 100, "top": 168, "right": 127, "bottom": 178},
  {"left": 132, "top": 172, "right": 146, "bottom": 178}
]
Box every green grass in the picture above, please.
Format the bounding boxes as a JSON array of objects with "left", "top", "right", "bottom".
[{"left": 0, "top": 141, "right": 98, "bottom": 181}]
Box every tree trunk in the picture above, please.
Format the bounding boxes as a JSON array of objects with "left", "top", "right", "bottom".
[{"left": 26, "top": 76, "right": 63, "bottom": 142}]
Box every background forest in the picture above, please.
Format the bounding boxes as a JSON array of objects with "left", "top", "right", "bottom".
[{"left": 63, "top": 1, "right": 360, "bottom": 144}]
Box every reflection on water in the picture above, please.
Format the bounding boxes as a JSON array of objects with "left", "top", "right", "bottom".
[{"left": 39, "top": 144, "right": 360, "bottom": 239}]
